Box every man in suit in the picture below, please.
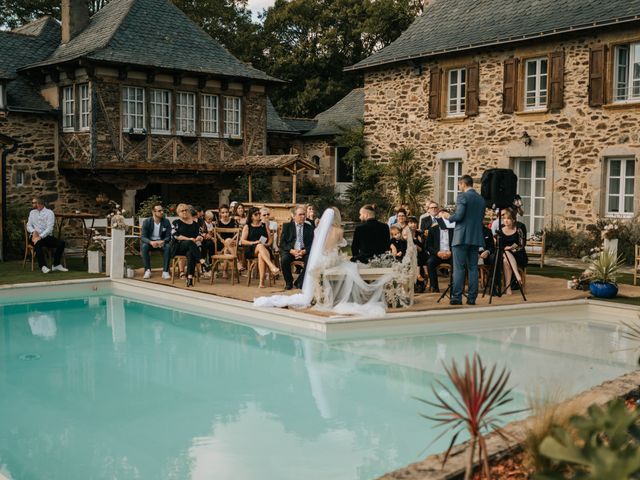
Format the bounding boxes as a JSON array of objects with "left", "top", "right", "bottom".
[
  {"left": 280, "top": 206, "right": 314, "bottom": 290},
  {"left": 425, "top": 216, "right": 454, "bottom": 293},
  {"left": 141, "top": 203, "right": 172, "bottom": 279},
  {"left": 351, "top": 204, "right": 390, "bottom": 263},
  {"left": 419, "top": 201, "right": 440, "bottom": 232},
  {"left": 442, "top": 175, "right": 486, "bottom": 305}
]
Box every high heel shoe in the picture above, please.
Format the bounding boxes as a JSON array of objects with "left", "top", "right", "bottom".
[
  {"left": 270, "top": 267, "right": 280, "bottom": 277},
  {"left": 186, "top": 277, "right": 194, "bottom": 287}
]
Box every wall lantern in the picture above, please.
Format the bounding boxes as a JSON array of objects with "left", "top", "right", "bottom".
[
  {"left": 521, "top": 131, "right": 532, "bottom": 146},
  {"left": 411, "top": 64, "right": 423, "bottom": 77}
]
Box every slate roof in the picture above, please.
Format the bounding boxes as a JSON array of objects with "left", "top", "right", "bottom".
[
  {"left": 284, "top": 118, "right": 318, "bottom": 134},
  {"left": 347, "top": 0, "right": 640, "bottom": 71},
  {"left": 266, "top": 98, "right": 298, "bottom": 134},
  {"left": 303, "top": 88, "right": 363, "bottom": 137},
  {"left": 0, "top": 17, "right": 60, "bottom": 112},
  {"left": 24, "top": 0, "right": 281, "bottom": 83}
]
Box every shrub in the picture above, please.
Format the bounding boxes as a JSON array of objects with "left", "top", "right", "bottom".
[
  {"left": 297, "top": 179, "right": 344, "bottom": 216},
  {"left": 385, "top": 147, "right": 432, "bottom": 217},
  {"left": 4, "top": 204, "right": 32, "bottom": 260},
  {"left": 233, "top": 171, "right": 272, "bottom": 203},
  {"left": 136, "top": 195, "right": 164, "bottom": 219}
]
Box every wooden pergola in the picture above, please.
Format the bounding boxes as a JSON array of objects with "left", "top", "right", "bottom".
[{"left": 228, "top": 154, "right": 317, "bottom": 204}]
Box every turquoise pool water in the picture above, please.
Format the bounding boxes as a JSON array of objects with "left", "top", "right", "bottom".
[{"left": 0, "top": 295, "right": 636, "bottom": 480}]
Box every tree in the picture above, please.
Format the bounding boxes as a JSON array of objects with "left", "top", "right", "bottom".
[
  {"left": 385, "top": 147, "right": 432, "bottom": 216},
  {"left": 0, "top": 0, "right": 111, "bottom": 29}
]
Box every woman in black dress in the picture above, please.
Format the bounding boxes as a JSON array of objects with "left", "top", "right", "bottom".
[
  {"left": 497, "top": 207, "right": 527, "bottom": 295},
  {"left": 172, "top": 203, "right": 203, "bottom": 287},
  {"left": 241, "top": 207, "right": 279, "bottom": 288},
  {"left": 215, "top": 204, "right": 238, "bottom": 279}
]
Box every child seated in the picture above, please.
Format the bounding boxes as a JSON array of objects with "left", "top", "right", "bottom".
[{"left": 389, "top": 225, "right": 407, "bottom": 261}]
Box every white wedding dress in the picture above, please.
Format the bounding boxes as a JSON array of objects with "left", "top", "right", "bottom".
[{"left": 253, "top": 208, "right": 417, "bottom": 317}]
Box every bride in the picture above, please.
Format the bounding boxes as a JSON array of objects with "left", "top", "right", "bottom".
[{"left": 254, "top": 207, "right": 416, "bottom": 317}]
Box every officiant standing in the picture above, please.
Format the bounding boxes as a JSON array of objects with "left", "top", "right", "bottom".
[
  {"left": 280, "top": 206, "right": 314, "bottom": 290},
  {"left": 351, "top": 204, "right": 390, "bottom": 264},
  {"left": 441, "top": 175, "right": 485, "bottom": 305}
]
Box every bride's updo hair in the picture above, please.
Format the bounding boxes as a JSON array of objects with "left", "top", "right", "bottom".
[{"left": 330, "top": 207, "right": 342, "bottom": 227}]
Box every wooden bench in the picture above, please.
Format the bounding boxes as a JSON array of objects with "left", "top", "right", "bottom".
[{"left": 525, "top": 232, "right": 546, "bottom": 268}]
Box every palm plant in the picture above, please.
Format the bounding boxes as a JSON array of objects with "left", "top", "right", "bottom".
[
  {"left": 385, "top": 147, "right": 432, "bottom": 216},
  {"left": 416, "top": 354, "right": 524, "bottom": 480},
  {"left": 589, "top": 250, "right": 625, "bottom": 284}
]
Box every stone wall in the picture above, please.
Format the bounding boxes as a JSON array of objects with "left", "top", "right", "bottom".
[{"left": 364, "top": 27, "right": 640, "bottom": 231}]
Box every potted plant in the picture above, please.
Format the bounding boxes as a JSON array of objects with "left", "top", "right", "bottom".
[{"left": 588, "top": 250, "right": 624, "bottom": 299}]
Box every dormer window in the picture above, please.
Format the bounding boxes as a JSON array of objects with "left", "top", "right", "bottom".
[
  {"left": 176, "top": 92, "right": 196, "bottom": 135},
  {"left": 122, "top": 86, "right": 145, "bottom": 132},
  {"left": 62, "top": 85, "right": 74, "bottom": 131}
]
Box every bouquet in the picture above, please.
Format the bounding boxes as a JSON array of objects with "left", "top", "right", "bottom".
[
  {"left": 107, "top": 201, "right": 127, "bottom": 230},
  {"left": 601, "top": 220, "right": 622, "bottom": 240}
]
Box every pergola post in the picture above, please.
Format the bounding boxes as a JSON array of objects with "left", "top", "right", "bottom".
[
  {"left": 248, "top": 173, "right": 253, "bottom": 203},
  {"left": 292, "top": 164, "right": 297, "bottom": 204}
]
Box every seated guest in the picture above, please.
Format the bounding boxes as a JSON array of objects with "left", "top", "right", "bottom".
[
  {"left": 26, "top": 197, "right": 68, "bottom": 274},
  {"left": 172, "top": 203, "right": 204, "bottom": 287},
  {"left": 260, "top": 207, "right": 279, "bottom": 253},
  {"left": 280, "top": 206, "right": 313, "bottom": 290},
  {"left": 479, "top": 225, "right": 496, "bottom": 265},
  {"left": 498, "top": 208, "right": 528, "bottom": 295},
  {"left": 242, "top": 207, "right": 280, "bottom": 288},
  {"left": 141, "top": 203, "right": 171, "bottom": 280},
  {"left": 419, "top": 201, "right": 440, "bottom": 232},
  {"left": 389, "top": 225, "right": 407, "bottom": 261},
  {"left": 215, "top": 204, "right": 238, "bottom": 279},
  {"left": 408, "top": 216, "right": 427, "bottom": 292},
  {"left": 193, "top": 206, "right": 205, "bottom": 228},
  {"left": 351, "top": 204, "right": 389, "bottom": 264},
  {"left": 393, "top": 208, "right": 408, "bottom": 229},
  {"left": 425, "top": 216, "right": 454, "bottom": 293},
  {"left": 305, "top": 204, "right": 320, "bottom": 228},
  {"left": 387, "top": 203, "right": 410, "bottom": 226},
  {"left": 200, "top": 210, "right": 216, "bottom": 263},
  {"left": 233, "top": 202, "right": 247, "bottom": 226}
]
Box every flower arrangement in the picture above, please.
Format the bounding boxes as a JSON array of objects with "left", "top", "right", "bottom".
[
  {"left": 601, "top": 219, "right": 622, "bottom": 240},
  {"left": 365, "top": 252, "right": 396, "bottom": 268},
  {"left": 107, "top": 201, "right": 127, "bottom": 230},
  {"left": 569, "top": 269, "right": 593, "bottom": 290}
]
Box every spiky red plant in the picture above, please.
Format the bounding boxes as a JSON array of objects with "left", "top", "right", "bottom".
[{"left": 416, "top": 353, "right": 524, "bottom": 480}]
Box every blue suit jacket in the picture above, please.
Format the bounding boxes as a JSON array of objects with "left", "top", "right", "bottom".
[
  {"left": 448, "top": 188, "right": 485, "bottom": 247},
  {"left": 141, "top": 217, "right": 172, "bottom": 245}
]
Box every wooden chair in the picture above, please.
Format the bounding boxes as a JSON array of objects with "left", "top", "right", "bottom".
[
  {"left": 525, "top": 232, "right": 546, "bottom": 268},
  {"left": 210, "top": 227, "right": 241, "bottom": 285},
  {"left": 170, "top": 255, "right": 201, "bottom": 284},
  {"left": 22, "top": 221, "right": 63, "bottom": 270},
  {"left": 634, "top": 245, "right": 640, "bottom": 286}
]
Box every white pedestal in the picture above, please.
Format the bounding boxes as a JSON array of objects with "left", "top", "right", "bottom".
[
  {"left": 109, "top": 228, "right": 125, "bottom": 279},
  {"left": 105, "top": 239, "right": 111, "bottom": 276},
  {"left": 88, "top": 250, "right": 104, "bottom": 273},
  {"left": 604, "top": 238, "right": 619, "bottom": 258}
]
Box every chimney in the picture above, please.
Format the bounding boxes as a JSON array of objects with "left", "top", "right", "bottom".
[{"left": 61, "top": 0, "right": 90, "bottom": 44}]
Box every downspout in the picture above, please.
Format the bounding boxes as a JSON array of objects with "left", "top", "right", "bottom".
[{"left": 0, "top": 133, "right": 19, "bottom": 262}]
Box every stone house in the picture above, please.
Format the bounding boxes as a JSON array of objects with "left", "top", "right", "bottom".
[
  {"left": 267, "top": 88, "right": 365, "bottom": 197},
  {"left": 0, "top": 0, "right": 289, "bottom": 240},
  {"left": 347, "top": 0, "right": 640, "bottom": 233}
]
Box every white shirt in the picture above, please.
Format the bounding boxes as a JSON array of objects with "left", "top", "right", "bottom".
[
  {"left": 27, "top": 207, "right": 55, "bottom": 239},
  {"left": 439, "top": 228, "right": 450, "bottom": 252},
  {"left": 151, "top": 221, "right": 162, "bottom": 241}
]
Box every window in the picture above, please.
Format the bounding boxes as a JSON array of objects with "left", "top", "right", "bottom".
[
  {"left": 176, "top": 92, "right": 196, "bottom": 135},
  {"left": 443, "top": 159, "right": 462, "bottom": 205},
  {"left": 79, "top": 83, "right": 90, "bottom": 131},
  {"left": 0, "top": 83, "right": 5, "bottom": 110},
  {"left": 122, "top": 86, "right": 145, "bottom": 132},
  {"left": 15, "top": 168, "right": 26, "bottom": 187},
  {"left": 335, "top": 147, "right": 352, "bottom": 183},
  {"left": 524, "top": 58, "right": 548, "bottom": 110},
  {"left": 201, "top": 94, "right": 218, "bottom": 136},
  {"left": 62, "top": 85, "right": 74, "bottom": 131},
  {"left": 447, "top": 68, "right": 466, "bottom": 116},
  {"left": 516, "top": 158, "right": 546, "bottom": 233},
  {"left": 613, "top": 43, "right": 640, "bottom": 102},
  {"left": 312, "top": 155, "right": 320, "bottom": 176},
  {"left": 149, "top": 89, "right": 171, "bottom": 134},
  {"left": 223, "top": 96, "right": 241, "bottom": 137},
  {"left": 606, "top": 158, "right": 635, "bottom": 216}
]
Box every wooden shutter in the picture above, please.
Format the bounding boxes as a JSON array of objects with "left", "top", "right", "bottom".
[
  {"left": 465, "top": 61, "right": 480, "bottom": 116},
  {"left": 502, "top": 58, "right": 518, "bottom": 113},
  {"left": 428, "top": 66, "right": 442, "bottom": 119},
  {"left": 589, "top": 44, "right": 607, "bottom": 107},
  {"left": 548, "top": 50, "right": 565, "bottom": 110}
]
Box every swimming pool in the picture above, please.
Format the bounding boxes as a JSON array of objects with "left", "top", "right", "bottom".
[{"left": 0, "top": 287, "right": 637, "bottom": 480}]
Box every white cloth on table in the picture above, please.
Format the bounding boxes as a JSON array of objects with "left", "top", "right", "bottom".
[{"left": 26, "top": 207, "right": 55, "bottom": 238}]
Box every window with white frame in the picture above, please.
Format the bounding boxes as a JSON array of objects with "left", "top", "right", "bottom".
[
  {"left": 606, "top": 157, "right": 635, "bottom": 216},
  {"left": 312, "top": 155, "right": 320, "bottom": 176},
  {"left": 122, "top": 86, "right": 145, "bottom": 132},
  {"left": 150, "top": 89, "right": 171, "bottom": 134},
  {"left": 176, "top": 92, "right": 196, "bottom": 135},
  {"left": 443, "top": 159, "right": 462, "bottom": 205},
  {"left": 447, "top": 68, "right": 466, "bottom": 116},
  {"left": 79, "top": 83, "right": 90, "bottom": 131},
  {"left": 62, "top": 85, "right": 74, "bottom": 131},
  {"left": 516, "top": 157, "right": 546, "bottom": 233},
  {"left": 15, "top": 168, "right": 26, "bottom": 187},
  {"left": 223, "top": 96, "right": 241, "bottom": 137},
  {"left": 524, "top": 58, "right": 548, "bottom": 110},
  {"left": 201, "top": 94, "right": 218, "bottom": 136},
  {"left": 613, "top": 43, "right": 640, "bottom": 102}
]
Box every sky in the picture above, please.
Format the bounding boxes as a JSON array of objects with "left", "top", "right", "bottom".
[{"left": 248, "top": 0, "right": 276, "bottom": 18}]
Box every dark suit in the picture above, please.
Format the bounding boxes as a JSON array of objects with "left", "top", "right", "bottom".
[
  {"left": 425, "top": 218, "right": 454, "bottom": 292},
  {"left": 280, "top": 221, "right": 314, "bottom": 288},
  {"left": 448, "top": 187, "right": 486, "bottom": 303},
  {"left": 419, "top": 214, "right": 437, "bottom": 233},
  {"left": 351, "top": 218, "right": 390, "bottom": 263},
  {"left": 480, "top": 226, "right": 496, "bottom": 264},
  {"left": 140, "top": 217, "right": 172, "bottom": 271}
]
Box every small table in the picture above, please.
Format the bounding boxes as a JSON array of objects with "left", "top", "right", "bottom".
[{"left": 55, "top": 212, "right": 100, "bottom": 260}]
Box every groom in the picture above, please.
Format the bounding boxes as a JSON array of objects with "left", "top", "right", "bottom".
[
  {"left": 280, "top": 206, "right": 314, "bottom": 290},
  {"left": 351, "top": 204, "right": 390, "bottom": 264}
]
